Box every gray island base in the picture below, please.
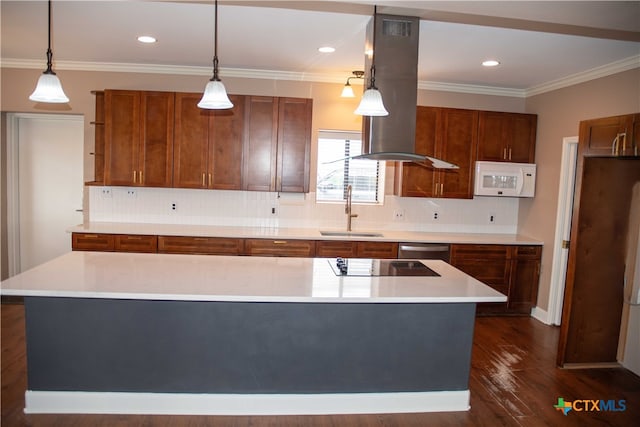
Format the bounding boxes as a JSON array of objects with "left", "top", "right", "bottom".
[{"left": 0, "top": 252, "right": 506, "bottom": 415}]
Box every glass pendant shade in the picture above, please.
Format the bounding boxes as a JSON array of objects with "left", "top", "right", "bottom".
[
  {"left": 29, "top": 72, "right": 69, "bottom": 103},
  {"left": 354, "top": 88, "right": 388, "bottom": 116},
  {"left": 341, "top": 83, "right": 355, "bottom": 98},
  {"left": 197, "top": 80, "right": 233, "bottom": 109}
]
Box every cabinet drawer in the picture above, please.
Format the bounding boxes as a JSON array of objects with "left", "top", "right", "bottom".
[
  {"left": 450, "top": 244, "right": 509, "bottom": 260},
  {"left": 114, "top": 234, "right": 157, "bottom": 253},
  {"left": 158, "top": 236, "right": 244, "bottom": 255},
  {"left": 356, "top": 242, "right": 398, "bottom": 259},
  {"left": 513, "top": 245, "right": 542, "bottom": 259},
  {"left": 72, "top": 233, "right": 115, "bottom": 251},
  {"left": 316, "top": 241, "right": 357, "bottom": 258},
  {"left": 244, "top": 239, "right": 315, "bottom": 257}
]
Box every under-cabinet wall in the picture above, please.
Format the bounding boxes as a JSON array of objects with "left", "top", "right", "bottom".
[{"left": 87, "top": 186, "right": 520, "bottom": 233}]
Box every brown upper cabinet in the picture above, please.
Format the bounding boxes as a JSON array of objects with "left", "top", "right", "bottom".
[
  {"left": 395, "top": 106, "right": 478, "bottom": 199},
  {"left": 477, "top": 111, "right": 537, "bottom": 163},
  {"left": 578, "top": 113, "right": 640, "bottom": 157},
  {"left": 104, "top": 90, "right": 175, "bottom": 187},
  {"left": 173, "top": 93, "right": 245, "bottom": 189},
  {"left": 243, "top": 96, "right": 312, "bottom": 193}
]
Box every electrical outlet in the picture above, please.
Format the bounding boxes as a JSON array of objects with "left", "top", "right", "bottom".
[
  {"left": 433, "top": 211, "right": 439, "bottom": 220},
  {"left": 171, "top": 202, "right": 177, "bottom": 211},
  {"left": 489, "top": 212, "right": 496, "bottom": 223},
  {"left": 271, "top": 206, "right": 277, "bottom": 216},
  {"left": 101, "top": 187, "right": 112, "bottom": 198},
  {"left": 126, "top": 189, "right": 137, "bottom": 198},
  {"left": 393, "top": 209, "right": 405, "bottom": 221}
]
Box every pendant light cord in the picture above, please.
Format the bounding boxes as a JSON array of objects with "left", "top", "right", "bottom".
[
  {"left": 211, "top": 0, "right": 220, "bottom": 82},
  {"left": 369, "top": 6, "right": 377, "bottom": 90},
  {"left": 45, "top": 0, "right": 55, "bottom": 75}
]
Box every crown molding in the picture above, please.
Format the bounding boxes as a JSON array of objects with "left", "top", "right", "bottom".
[
  {"left": 525, "top": 54, "right": 640, "bottom": 97},
  {"left": 3, "top": 55, "right": 638, "bottom": 99}
]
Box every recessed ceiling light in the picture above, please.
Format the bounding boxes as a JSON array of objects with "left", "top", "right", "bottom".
[
  {"left": 318, "top": 46, "right": 335, "bottom": 53},
  {"left": 137, "top": 36, "right": 157, "bottom": 44},
  {"left": 482, "top": 60, "right": 500, "bottom": 67}
]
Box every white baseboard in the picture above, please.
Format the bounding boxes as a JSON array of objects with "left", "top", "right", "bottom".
[
  {"left": 25, "top": 390, "right": 470, "bottom": 415},
  {"left": 531, "top": 306, "right": 552, "bottom": 325}
]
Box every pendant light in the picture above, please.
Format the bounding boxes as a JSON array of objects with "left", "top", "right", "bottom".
[
  {"left": 198, "top": 0, "right": 233, "bottom": 109},
  {"left": 29, "top": 0, "right": 69, "bottom": 103},
  {"left": 340, "top": 71, "right": 364, "bottom": 98},
  {"left": 354, "top": 7, "right": 388, "bottom": 116}
]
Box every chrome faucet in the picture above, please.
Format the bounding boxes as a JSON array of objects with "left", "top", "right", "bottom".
[{"left": 345, "top": 184, "right": 358, "bottom": 231}]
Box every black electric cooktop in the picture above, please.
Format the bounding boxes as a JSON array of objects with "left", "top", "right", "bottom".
[{"left": 329, "top": 258, "right": 441, "bottom": 277}]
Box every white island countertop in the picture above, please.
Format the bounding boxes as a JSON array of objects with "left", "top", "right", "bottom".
[
  {"left": 68, "top": 222, "right": 542, "bottom": 245},
  {"left": 1, "top": 252, "right": 506, "bottom": 304}
]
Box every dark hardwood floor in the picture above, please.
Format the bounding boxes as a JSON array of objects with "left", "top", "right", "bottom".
[{"left": 2, "top": 302, "right": 639, "bottom": 426}]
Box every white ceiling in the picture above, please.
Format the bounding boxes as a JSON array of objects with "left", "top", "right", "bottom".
[{"left": 2, "top": 1, "right": 639, "bottom": 96}]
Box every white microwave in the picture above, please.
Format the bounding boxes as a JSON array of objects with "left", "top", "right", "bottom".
[{"left": 474, "top": 161, "right": 536, "bottom": 198}]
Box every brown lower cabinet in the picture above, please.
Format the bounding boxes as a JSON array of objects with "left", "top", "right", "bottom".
[
  {"left": 315, "top": 241, "right": 398, "bottom": 258},
  {"left": 450, "top": 244, "right": 541, "bottom": 315},
  {"left": 244, "top": 239, "right": 316, "bottom": 257},
  {"left": 158, "top": 236, "right": 244, "bottom": 255},
  {"left": 72, "top": 233, "right": 157, "bottom": 253}
]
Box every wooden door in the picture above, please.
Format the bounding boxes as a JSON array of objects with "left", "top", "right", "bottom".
[
  {"left": 394, "top": 106, "right": 438, "bottom": 197},
  {"left": 559, "top": 157, "right": 640, "bottom": 365},
  {"left": 104, "top": 90, "right": 140, "bottom": 186},
  {"left": 138, "top": 91, "right": 174, "bottom": 187},
  {"left": 243, "top": 96, "right": 278, "bottom": 191},
  {"left": 438, "top": 108, "right": 478, "bottom": 199},
  {"left": 276, "top": 97, "right": 312, "bottom": 192},
  {"left": 508, "top": 113, "right": 537, "bottom": 163},
  {"left": 209, "top": 94, "right": 245, "bottom": 190},
  {"left": 174, "top": 92, "right": 210, "bottom": 188}
]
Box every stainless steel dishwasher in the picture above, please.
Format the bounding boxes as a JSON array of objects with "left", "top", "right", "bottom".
[{"left": 397, "top": 243, "right": 450, "bottom": 262}]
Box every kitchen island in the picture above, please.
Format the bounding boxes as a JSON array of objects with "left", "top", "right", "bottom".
[{"left": 1, "top": 251, "right": 506, "bottom": 415}]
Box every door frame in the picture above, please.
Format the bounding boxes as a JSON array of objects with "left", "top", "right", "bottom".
[
  {"left": 547, "top": 136, "right": 579, "bottom": 326},
  {"left": 5, "top": 113, "right": 84, "bottom": 277}
]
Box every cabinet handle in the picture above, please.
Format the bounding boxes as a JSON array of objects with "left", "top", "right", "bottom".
[
  {"left": 621, "top": 132, "right": 627, "bottom": 155},
  {"left": 611, "top": 133, "right": 624, "bottom": 156},
  {"left": 503, "top": 148, "right": 507, "bottom": 160},
  {"left": 434, "top": 182, "right": 438, "bottom": 196},
  {"left": 440, "top": 183, "right": 444, "bottom": 196},
  {"left": 126, "top": 236, "right": 142, "bottom": 240},
  {"left": 273, "top": 240, "right": 288, "bottom": 244},
  {"left": 209, "top": 173, "right": 212, "bottom": 187},
  {"left": 133, "top": 170, "right": 137, "bottom": 183},
  {"left": 83, "top": 234, "right": 99, "bottom": 238},
  {"left": 139, "top": 170, "right": 143, "bottom": 184},
  {"left": 508, "top": 147, "right": 512, "bottom": 160},
  {"left": 202, "top": 173, "right": 206, "bottom": 187}
]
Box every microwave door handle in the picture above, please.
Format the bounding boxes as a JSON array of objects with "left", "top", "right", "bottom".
[{"left": 516, "top": 169, "right": 525, "bottom": 195}]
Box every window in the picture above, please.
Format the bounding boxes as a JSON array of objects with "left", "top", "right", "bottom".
[{"left": 316, "top": 131, "right": 384, "bottom": 204}]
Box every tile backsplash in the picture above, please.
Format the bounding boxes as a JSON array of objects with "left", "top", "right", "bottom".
[{"left": 88, "top": 186, "right": 519, "bottom": 234}]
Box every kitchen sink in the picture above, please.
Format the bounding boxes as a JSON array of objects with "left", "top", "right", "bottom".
[{"left": 320, "top": 231, "right": 384, "bottom": 238}]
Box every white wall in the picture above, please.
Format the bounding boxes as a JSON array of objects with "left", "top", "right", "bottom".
[{"left": 88, "top": 185, "right": 519, "bottom": 234}]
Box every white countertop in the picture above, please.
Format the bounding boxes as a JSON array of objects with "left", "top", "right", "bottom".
[
  {"left": 68, "top": 222, "right": 542, "bottom": 245},
  {"left": 1, "top": 252, "right": 506, "bottom": 304}
]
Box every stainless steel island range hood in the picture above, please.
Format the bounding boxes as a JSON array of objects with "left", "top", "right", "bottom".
[{"left": 356, "top": 12, "right": 458, "bottom": 169}]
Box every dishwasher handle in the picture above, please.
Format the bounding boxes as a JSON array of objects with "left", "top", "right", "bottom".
[{"left": 399, "top": 244, "right": 450, "bottom": 252}]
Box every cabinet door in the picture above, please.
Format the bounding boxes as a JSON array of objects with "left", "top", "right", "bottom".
[
  {"left": 243, "top": 96, "right": 278, "bottom": 191},
  {"left": 508, "top": 257, "right": 540, "bottom": 313},
  {"left": 394, "top": 106, "right": 438, "bottom": 197},
  {"left": 174, "top": 93, "right": 210, "bottom": 188},
  {"left": 632, "top": 114, "right": 640, "bottom": 156},
  {"left": 104, "top": 90, "right": 140, "bottom": 186},
  {"left": 209, "top": 94, "right": 245, "bottom": 190},
  {"left": 276, "top": 98, "right": 312, "bottom": 192},
  {"left": 579, "top": 115, "right": 638, "bottom": 156},
  {"left": 438, "top": 108, "right": 478, "bottom": 199},
  {"left": 138, "top": 91, "right": 174, "bottom": 187},
  {"left": 477, "top": 111, "right": 506, "bottom": 162},
  {"left": 509, "top": 113, "right": 537, "bottom": 163}
]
